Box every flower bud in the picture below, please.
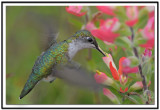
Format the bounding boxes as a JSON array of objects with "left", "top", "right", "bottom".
[
  {"left": 103, "top": 88, "right": 120, "bottom": 104},
  {"left": 94, "top": 70, "right": 114, "bottom": 86}
]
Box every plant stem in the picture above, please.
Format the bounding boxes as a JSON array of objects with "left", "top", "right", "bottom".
[{"left": 130, "top": 27, "right": 150, "bottom": 104}]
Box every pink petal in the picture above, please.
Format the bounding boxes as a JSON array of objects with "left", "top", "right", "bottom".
[
  {"left": 125, "top": 18, "right": 138, "bottom": 27},
  {"left": 94, "top": 71, "right": 108, "bottom": 83},
  {"left": 96, "top": 6, "right": 115, "bottom": 16},
  {"left": 66, "top": 6, "right": 86, "bottom": 17},
  {"left": 91, "top": 29, "right": 119, "bottom": 43},
  {"left": 85, "top": 22, "right": 96, "bottom": 31},
  {"left": 142, "top": 17, "right": 154, "bottom": 40},
  {"left": 122, "top": 66, "right": 139, "bottom": 74},
  {"left": 140, "top": 38, "right": 154, "bottom": 49}
]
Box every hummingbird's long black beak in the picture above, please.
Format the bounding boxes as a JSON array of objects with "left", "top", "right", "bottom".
[
  {"left": 92, "top": 37, "right": 106, "bottom": 56},
  {"left": 96, "top": 46, "right": 106, "bottom": 56}
]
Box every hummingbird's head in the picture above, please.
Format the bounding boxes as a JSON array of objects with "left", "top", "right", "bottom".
[{"left": 72, "top": 30, "right": 106, "bottom": 56}]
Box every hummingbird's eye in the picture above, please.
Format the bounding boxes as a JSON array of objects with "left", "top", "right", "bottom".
[{"left": 86, "top": 37, "right": 93, "bottom": 43}]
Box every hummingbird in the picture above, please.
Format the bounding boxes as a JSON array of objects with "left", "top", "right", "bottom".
[{"left": 19, "top": 30, "right": 105, "bottom": 99}]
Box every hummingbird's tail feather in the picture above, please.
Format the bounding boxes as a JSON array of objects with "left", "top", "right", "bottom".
[{"left": 19, "top": 76, "right": 39, "bottom": 99}]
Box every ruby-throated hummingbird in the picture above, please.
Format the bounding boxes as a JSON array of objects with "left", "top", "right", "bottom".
[{"left": 19, "top": 30, "right": 105, "bottom": 99}]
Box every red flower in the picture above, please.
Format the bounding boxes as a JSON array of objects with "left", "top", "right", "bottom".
[
  {"left": 91, "top": 17, "right": 120, "bottom": 43},
  {"left": 96, "top": 6, "right": 116, "bottom": 16},
  {"left": 103, "top": 55, "right": 139, "bottom": 82},
  {"left": 66, "top": 6, "right": 86, "bottom": 17},
  {"left": 125, "top": 6, "right": 139, "bottom": 27}
]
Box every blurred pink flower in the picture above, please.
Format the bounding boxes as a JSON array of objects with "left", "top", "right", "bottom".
[
  {"left": 66, "top": 6, "right": 86, "bottom": 17},
  {"left": 96, "top": 6, "right": 116, "bottom": 16},
  {"left": 140, "top": 17, "right": 154, "bottom": 49},
  {"left": 85, "top": 22, "right": 96, "bottom": 31},
  {"left": 140, "top": 39, "right": 154, "bottom": 49},
  {"left": 103, "top": 88, "right": 120, "bottom": 104},
  {"left": 125, "top": 6, "right": 139, "bottom": 27},
  {"left": 91, "top": 17, "right": 120, "bottom": 43},
  {"left": 143, "top": 48, "right": 152, "bottom": 57}
]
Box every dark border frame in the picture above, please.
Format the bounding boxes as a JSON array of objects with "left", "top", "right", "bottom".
[{"left": 1, "top": 1, "right": 159, "bottom": 109}]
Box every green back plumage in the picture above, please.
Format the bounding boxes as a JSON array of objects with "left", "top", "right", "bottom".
[{"left": 20, "top": 40, "right": 70, "bottom": 99}]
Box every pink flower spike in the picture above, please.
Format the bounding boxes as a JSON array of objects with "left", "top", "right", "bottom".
[
  {"left": 143, "top": 48, "right": 152, "bottom": 57},
  {"left": 103, "top": 88, "right": 120, "bottom": 104},
  {"left": 66, "top": 6, "right": 86, "bottom": 17},
  {"left": 96, "top": 6, "right": 115, "bottom": 16}
]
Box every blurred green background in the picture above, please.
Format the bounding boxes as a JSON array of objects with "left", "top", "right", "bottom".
[
  {"left": 6, "top": 6, "right": 155, "bottom": 105},
  {"left": 6, "top": 6, "right": 113, "bottom": 104}
]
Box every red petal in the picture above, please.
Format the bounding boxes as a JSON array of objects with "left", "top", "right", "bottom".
[
  {"left": 109, "top": 62, "right": 119, "bottom": 80},
  {"left": 124, "top": 87, "right": 128, "bottom": 92},
  {"left": 118, "top": 57, "right": 126, "bottom": 76},
  {"left": 120, "top": 87, "right": 128, "bottom": 93}
]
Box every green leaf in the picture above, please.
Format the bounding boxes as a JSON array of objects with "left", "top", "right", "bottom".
[
  {"left": 142, "top": 62, "right": 152, "bottom": 75},
  {"left": 114, "top": 7, "right": 128, "bottom": 22},
  {"left": 125, "top": 49, "right": 134, "bottom": 56},
  {"left": 114, "top": 37, "right": 131, "bottom": 49},
  {"left": 134, "top": 32, "right": 147, "bottom": 47},
  {"left": 128, "top": 56, "right": 139, "bottom": 67},
  {"left": 134, "top": 8, "right": 149, "bottom": 30},
  {"left": 115, "top": 24, "right": 131, "bottom": 37},
  {"left": 127, "top": 95, "right": 144, "bottom": 104}
]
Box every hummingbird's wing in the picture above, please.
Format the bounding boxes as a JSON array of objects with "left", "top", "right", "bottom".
[{"left": 54, "top": 65, "right": 102, "bottom": 92}]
